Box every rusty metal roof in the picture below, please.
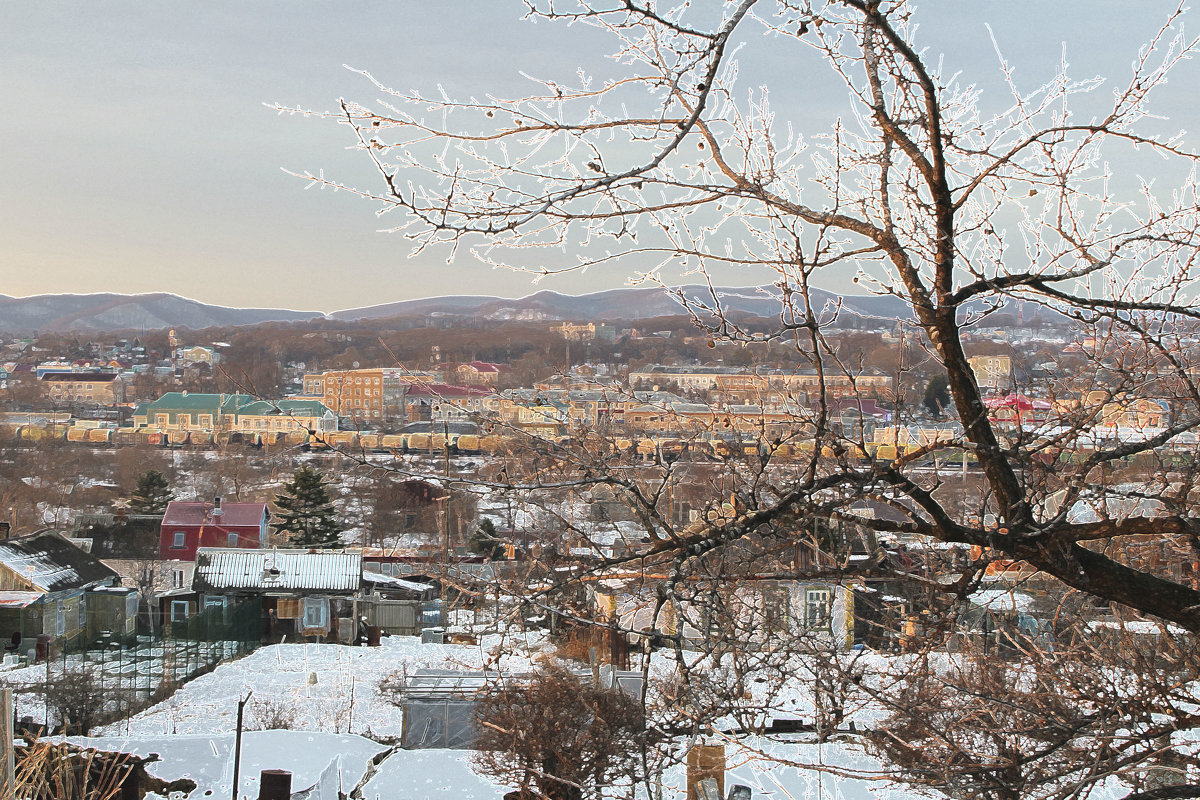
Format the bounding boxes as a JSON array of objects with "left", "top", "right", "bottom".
[{"left": 193, "top": 548, "right": 362, "bottom": 593}]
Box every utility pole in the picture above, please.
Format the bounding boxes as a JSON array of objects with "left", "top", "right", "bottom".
[{"left": 232, "top": 692, "right": 252, "bottom": 800}]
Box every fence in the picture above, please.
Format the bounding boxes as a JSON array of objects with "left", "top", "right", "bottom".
[
  {"left": 15, "top": 599, "right": 261, "bottom": 731},
  {"left": 361, "top": 599, "right": 444, "bottom": 636}
]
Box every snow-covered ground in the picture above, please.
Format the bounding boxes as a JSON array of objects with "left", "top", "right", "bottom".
[
  {"left": 71, "top": 731, "right": 388, "bottom": 800},
  {"left": 48, "top": 632, "right": 1140, "bottom": 800},
  {"left": 95, "top": 632, "right": 546, "bottom": 740},
  {"left": 48, "top": 630, "right": 935, "bottom": 800}
]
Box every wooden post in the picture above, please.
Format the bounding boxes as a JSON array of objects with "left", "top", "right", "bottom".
[
  {"left": 257, "top": 769, "right": 291, "bottom": 800},
  {"left": 0, "top": 688, "right": 14, "bottom": 799},
  {"left": 686, "top": 744, "right": 725, "bottom": 800},
  {"left": 231, "top": 693, "right": 251, "bottom": 800}
]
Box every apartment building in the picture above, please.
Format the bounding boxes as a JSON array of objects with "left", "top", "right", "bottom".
[
  {"left": 302, "top": 368, "right": 409, "bottom": 424},
  {"left": 42, "top": 372, "right": 126, "bottom": 405}
]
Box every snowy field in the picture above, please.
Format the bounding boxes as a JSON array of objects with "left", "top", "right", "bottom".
[
  {"left": 46, "top": 632, "right": 1140, "bottom": 800},
  {"left": 45, "top": 631, "right": 935, "bottom": 799},
  {"left": 95, "top": 632, "right": 545, "bottom": 740}
]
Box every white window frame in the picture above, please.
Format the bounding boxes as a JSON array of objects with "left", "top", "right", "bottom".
[
  {"left": 173, "top": 531, "right": 187, "bottom": 549},
  {"left": 227, "top": 532, "right": 239, "bottom": 547},
  {"left": 302, "top": 597, "right": 329, "bottom": 630},
  {"left": 171, "top": 569, "right": 185, "bottom": 589}
]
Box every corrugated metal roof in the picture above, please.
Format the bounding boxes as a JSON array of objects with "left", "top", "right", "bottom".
[
  {"left": 0, "top": 591, "right": 42, "bottom": 608},
  {"left": 193, "top": 548, "right": 362, "bottom": 592}
]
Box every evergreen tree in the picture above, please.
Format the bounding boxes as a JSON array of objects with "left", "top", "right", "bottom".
[
  {"left": 468, "top": 518, "right": 506, "bottom": 560},
  {"left": 922, "top": 374, "right": 951, "bottom": 418},
  {"left": 129, "top": 469, "right": 173, "bottom": 515},
  {"left": 272, "top": 466, "right": 343, "bottom": 549}
]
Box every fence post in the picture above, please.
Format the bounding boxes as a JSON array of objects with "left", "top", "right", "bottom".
[
  {"left": 232, "top": 693, "right": 252, "bottom": 800},
  {"left": 257, "top": 770, "right": 291, "bottom": 800},
  {"left": 1, "top": 688, "right": 14, "bottom": 798}
]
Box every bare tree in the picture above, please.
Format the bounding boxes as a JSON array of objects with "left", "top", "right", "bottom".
[
  {"left": 289, "top": 2, "right": 1200, "bottom": 797},
  {"left": 472, "top": 660, "right": 648, "bottom": 800}
]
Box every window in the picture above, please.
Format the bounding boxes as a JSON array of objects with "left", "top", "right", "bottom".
[
  {"left": 78, "top": 598, "right": 86, "bottom": 629},
  {"left": 173, "top": 531, "right": 186, "bottom": 549},
  {"left": 171, "top": 569, "right": 185, "bottom": 589},
  {"left": 203, "top": 595, "right": 228, "bottom": 620},
  {"left": 56, "top": 602, "right": 65, "bottom": 636},
  {"left": 171, "top": 601, "right": 189, "bottom": 622},
  {"left": 804, "top": 588, "right": 832, "bottom": 628},
  {"left": 227, "top": 532, "right": 239, "bottom": 547},
  {"left": 156, "top": 414, "right": 169, "bottom": 426},
  {"left": 302, "top": 597, "right": 329, "bottom": 630}
]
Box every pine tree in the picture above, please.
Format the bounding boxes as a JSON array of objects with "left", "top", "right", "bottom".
[
  {"left": 468, "top": 518, "right": 506, "bottom": 560},
  {"left": 129, "top": 469, "right": 173, "bottom": 515},
  {"left": 272, "top": 466, "right": 343, "bottom": 549}
]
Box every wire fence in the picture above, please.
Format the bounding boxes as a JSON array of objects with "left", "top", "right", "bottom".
[{"left": 16, "top": 600, "right": 261, "bottom": 731}]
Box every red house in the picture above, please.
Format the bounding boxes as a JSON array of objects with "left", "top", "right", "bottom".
[{"left": 159, "top": 499, "right": 270, "bottom": 560}]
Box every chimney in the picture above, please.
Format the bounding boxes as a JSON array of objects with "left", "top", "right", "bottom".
[{"left": 212, "top": 496, "right": 223, "bottom": 518}]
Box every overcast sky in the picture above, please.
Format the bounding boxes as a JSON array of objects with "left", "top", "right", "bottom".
[{"left": 2, "top": 1, "right": 1195, "bottom": 313}]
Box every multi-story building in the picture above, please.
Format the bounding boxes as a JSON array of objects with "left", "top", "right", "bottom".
[
  {"left": 552, "top": 322, "right": 617, "bottom": 342},
  {"left": 42, "top": 372, "right": 126, "bottom": 405},
  {"left": 454, "top": 361, "right": 507, "bottom": 386},
  {"left": 968, "top": 355, "right": 1014, "bottom": 392},
  {"left": 405, "top": 384, "right": 496, "bottom": 422},
  {"left": 629, "top": 365, "right": 892, "bottom": 400},
  {"left": 302, "top": 368, "right": 414, "bottom": 424}
]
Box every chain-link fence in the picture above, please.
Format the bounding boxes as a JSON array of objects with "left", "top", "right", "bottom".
[{"left": 13, "top": 599, "right": 261, "bottom": 732}]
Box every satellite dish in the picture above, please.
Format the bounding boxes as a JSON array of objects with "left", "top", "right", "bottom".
[{"left": 352, "top": 361, "right": 360, "bottom": 368}]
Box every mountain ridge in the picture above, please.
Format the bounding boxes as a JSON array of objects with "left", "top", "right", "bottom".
[{"left": 0, "top": 286, "right": 914, "bottom": 335}]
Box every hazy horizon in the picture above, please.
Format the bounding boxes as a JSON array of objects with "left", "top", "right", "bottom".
[{"left": 4, "top": 1, "right": 1196, "bottom": 311}]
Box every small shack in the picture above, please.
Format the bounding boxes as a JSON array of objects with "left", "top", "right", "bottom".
[
  {"left": 192, "top": 548, "right": 363, "bottom": 644},
  {"left": 0, "top": 530, "right": 128, "bottom": 656}
]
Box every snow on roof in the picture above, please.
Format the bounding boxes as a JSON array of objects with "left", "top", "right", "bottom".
[
  {"left": 162, "top": 501, "right": 267, "bottom": 528},
  {"left": 0, "top": 591, "right": 42, "bottom": 608},
  {"left": 0, "top": 531, "right": 117, "bottom": 593},
  {"left": 969, "top": 589, "right": 1035, "bottom": 613},
  {"left": 362, "top": 573, "right": 433, "bottom": 594},
  {"left": 193, "top": 549, "right": 362, "bottom": 592}
]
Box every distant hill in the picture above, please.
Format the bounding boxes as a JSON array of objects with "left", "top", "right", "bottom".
[
  {"left": 0, "top": 285, "right": 916, "bottom": 336},
  {"left": 0, "top": 293, "right": 321, "bottom": 335},
  {"left": 331, "top": 285, "right": 914, "bottom": 324}
]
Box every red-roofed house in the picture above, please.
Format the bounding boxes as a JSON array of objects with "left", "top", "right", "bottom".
[
  {"left": 159, "top": 499, "right": 270, "bottom": 560},
  {"left": 984, "top": 394, "right": 1054, "bottom": 427}
]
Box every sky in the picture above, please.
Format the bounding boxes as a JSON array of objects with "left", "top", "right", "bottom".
[{"left": 2, "top": 1, "right": 1196, "bottom": 314}]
